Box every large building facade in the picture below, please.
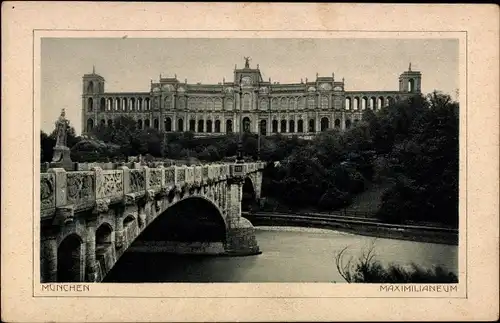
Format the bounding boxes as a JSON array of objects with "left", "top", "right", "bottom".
[{"left": 81, "top": 59, "right": 421, "bottom": 137}]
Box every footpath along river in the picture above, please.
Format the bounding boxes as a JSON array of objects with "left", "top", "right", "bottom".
[{"left": 104, "top": 226, "right": 458, "bottom": 283}]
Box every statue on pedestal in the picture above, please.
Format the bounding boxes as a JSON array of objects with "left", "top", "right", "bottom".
[{"left": 51, "top": 109, "right": 73, "bottom": 168}]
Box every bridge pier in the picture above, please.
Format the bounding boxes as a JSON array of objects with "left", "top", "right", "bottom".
[
  {"left": 224, "top": 165, "right": 261, "bottom": 256},
  {"left": 40, "top": 235, "right": 58, "bottom": 283},
  {"left": 85, "top": 216, "right": 98, "bottom": 282}
]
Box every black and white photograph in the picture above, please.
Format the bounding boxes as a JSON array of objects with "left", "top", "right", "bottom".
[
  {"left": 40, "top": 37, "right": 460, "bottom": 284},
  {"left": 2, "top": 3, "right": 499, "bottom": 322}
]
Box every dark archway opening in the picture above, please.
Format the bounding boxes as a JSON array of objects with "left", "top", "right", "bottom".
[
  {"left": 136, "top": 197, "right": 226, "bottom": 243},
  {"left": 57, "top": 234, "right": 83, "bottom": 282}
]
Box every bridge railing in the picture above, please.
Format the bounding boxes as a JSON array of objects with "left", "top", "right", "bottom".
[{"left": 40, "top": 162, "right": 265, "bottom": 217}]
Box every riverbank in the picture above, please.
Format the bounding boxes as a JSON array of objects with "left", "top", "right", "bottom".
[{"left": 245, "top": 212, "right": 458, "bottom": 246}]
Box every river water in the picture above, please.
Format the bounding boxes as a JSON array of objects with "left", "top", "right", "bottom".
[{"left": 104, "top": 226, "right": 458, "bottom": 283}]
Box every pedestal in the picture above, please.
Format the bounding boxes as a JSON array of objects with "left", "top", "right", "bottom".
[{"left": 51, "top": 146, "right": 73, "bottom": 171}]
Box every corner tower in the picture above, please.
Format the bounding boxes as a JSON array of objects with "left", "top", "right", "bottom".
[
  {"left": 82, "top": 66, "right": 105, "bottom": 134},
  {"left": 399, "top": 63, "right": 422, "bottom": 93}
]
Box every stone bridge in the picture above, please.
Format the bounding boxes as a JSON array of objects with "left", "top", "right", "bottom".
[{"left": 40, "top": 162, "right": 265, "bottom": 283}]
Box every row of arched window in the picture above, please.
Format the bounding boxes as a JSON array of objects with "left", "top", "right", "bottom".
[
  {"left": 87, "top": 97, "right": 152, "bottom": 113},
  {"left": 86, "top": 116, "right": 359, "bottom": 134},
  {"left": 345, "top": 96, "right": 397, "bottom": 111},
  {"left": 87, "top": 95, "right": 399, "bottom": 113}
]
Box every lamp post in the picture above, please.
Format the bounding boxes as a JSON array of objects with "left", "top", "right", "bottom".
[{"left": 236, "top": 75, "right": 244, "bottom": 163}]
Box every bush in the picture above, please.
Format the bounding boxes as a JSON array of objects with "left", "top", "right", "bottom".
[{"left": 334, "top": 242, "right": 458, "bottom": 283}]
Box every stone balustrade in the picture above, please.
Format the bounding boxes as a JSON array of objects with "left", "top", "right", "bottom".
[{"left": 40, "top": 162, "right": 266, "bottom": 219}]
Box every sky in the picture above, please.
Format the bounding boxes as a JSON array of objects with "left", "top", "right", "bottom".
[{"left": 41, "top": 38, "right": 459, "bottom": 134}]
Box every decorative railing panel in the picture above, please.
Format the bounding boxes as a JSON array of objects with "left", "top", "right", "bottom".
[
  {"left": 129, "top": 169, "right": 145, "bottom": 193},
  {"left": 186, "top": 167, "right": 194, "bottom": 183},
  {"left": 66, "top": 171, "right": 95, "bottom": 209},
  {"left": 149, "top": 168, "right": 163, "bottom": 190},
  {"left": 165, "top": 167, "right": 175, "bottom": 186},
  {"left": 40, "top": 173, "right": 56, "bottom": 210},
  {"left": 176, "top": 167, "right": 186, "bottom": 183},
  {"left": 98, "top": 170, "right": 124, "bottom": 199},
  {"left": 202, "top": 166, "right": 209, "bottom": 181},
  {"left": 194, "top": 166, "right": 202, "bottom": 184}
]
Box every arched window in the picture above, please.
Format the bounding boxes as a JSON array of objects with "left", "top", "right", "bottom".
[
  {"left": 387, "top": 96, "right": 395, "bottom": 106},
  {"left": 297, "top": 119, "right": 304, "bottom": 133},
  {"left": 377, "top": 97, "right": 384, "bottom": 110},
  {"left": 298, "top": 97, "right": 305, "bottom": 109},
  {"left": 259, "top": 120, "right": 267, "bottom": 136},
  {"left": 189, "top": 119, "right": 196, "bottom": 132},
  {"left": 334, "top": 119, "right": 341, "bottom": 129},
  {"left": 107, "top": 98, "right": 112, "bottom": 111},
  {"left": 144, "top": 119, "right": 150, "bottom": 128},
  {"left": 164, "top": 96, "right": 172, "bottom": 110},
  {"left": 177, "top": 97, "right": 186, "bottom": 110},
  {"left": 408, "top": 79, "right": 415, "bottom": 92},
  {"left": 206, "top": 99, "right": 214, "bottom": 111},
  {"left": 321, "top": 96, "right": 329, "bottom": 109},
  {"left": 87, "top": 98, "right": 93, "bottom": 112},
  {"left": 321, "top": 117, "right": 329, "bottom": 132},
  {"left": 115, "top": 98, "right": 120, "bottom": 111},
  {"left": 308, "top": 119, "right": 315, "bottom": 132},
  {"left": 87, "top": 81, "right": 94, "bottom": 94},
  {"left": 100, "top": 98, "right": 105, "bottom": 112},
  {"left": 86, "top": 118, "right": 94, "bottom": 132},
  {"left": 370, "top": 97, "right": 376, "bottom": 110},
  {"left": 198, "top": 120, "right": 204, "bottom": 133},
  {"left": 289, "top": 120, "right": 295, "bottom": 133},
  {"left": 145, "top": 98, "right": 150, "bottom": 111},
  {"left": 272, "top": 98, "right": 278, "bottom": 110},
  {"left": 96, "top": 223, "right": 113, "bottom": 256},
  {"left": 165, "top": 117, "right": 172, "bottom": 132},
  {"left": 206, "top": 120, "right": 213, "bottom": 133},
  {"left": 225, "top": 98, "right": 233, "bottom": 110},
  {"left": 137, "top": 98, "right": 142, "bottom": 111},
  {"left": 122, "top": 98, "right": 127, "bottom": 111},
  {"left": 107, "top": 119, "right": 113, "bottom": 127},
  {"left": 214, "top": 98, "right": 222, "bottom": 110},
  {"left": 226, "top": 120, "right": 233, "bottom": 133},
  {"left": 177, "top": 118, "right": 184, "bottom": 132},
  {"left": 137, "top": 119, "right": 143, "bottom": 129},
  {"left": 345, "top": 97, "right": 351, "bottom": 110},
  {"left": 260, "top": 98, "right": 268, "bottom": 110},
  {"left": 130, "top": 98, "right": 136, "bottom": 111},
  {"left": 243, "top": 93, "right": 251, "bottom": 110},
  {"left": 280, "top": 120, "right": 287, "bottom": 133},
  {"left": 215, "top": 120, "right": 221, "bottom": 133},
  {"left": 272, "top": 120, "right": 278, "bottom": 133},
  {"left": 345, "top": 119, "right": 351, "bottom": 129},
  {"left": 353, "top": 97, "right": 359, "bottom": 110},
  {"left": 307, "top": 96, "right": 315, "bottom": 109},
  {"left": 280, "top": 98, "right": 287, "bottom": 110},
  {"left": 242, "top": 117, "right": 251, "bottom": 133},
  {"left": 153, "top": 118, "right": 159, "bottom": 130},
  {"left": 362, "top": 97, "right": 368, "bottom": 110}
]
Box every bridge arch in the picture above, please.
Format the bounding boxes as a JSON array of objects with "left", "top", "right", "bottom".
[
  {"left": 131, "top": 196, "right": 227, "bottom": 248},
  {"left": 57, "top": 233, "right": 85, "bottom": 282}
]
